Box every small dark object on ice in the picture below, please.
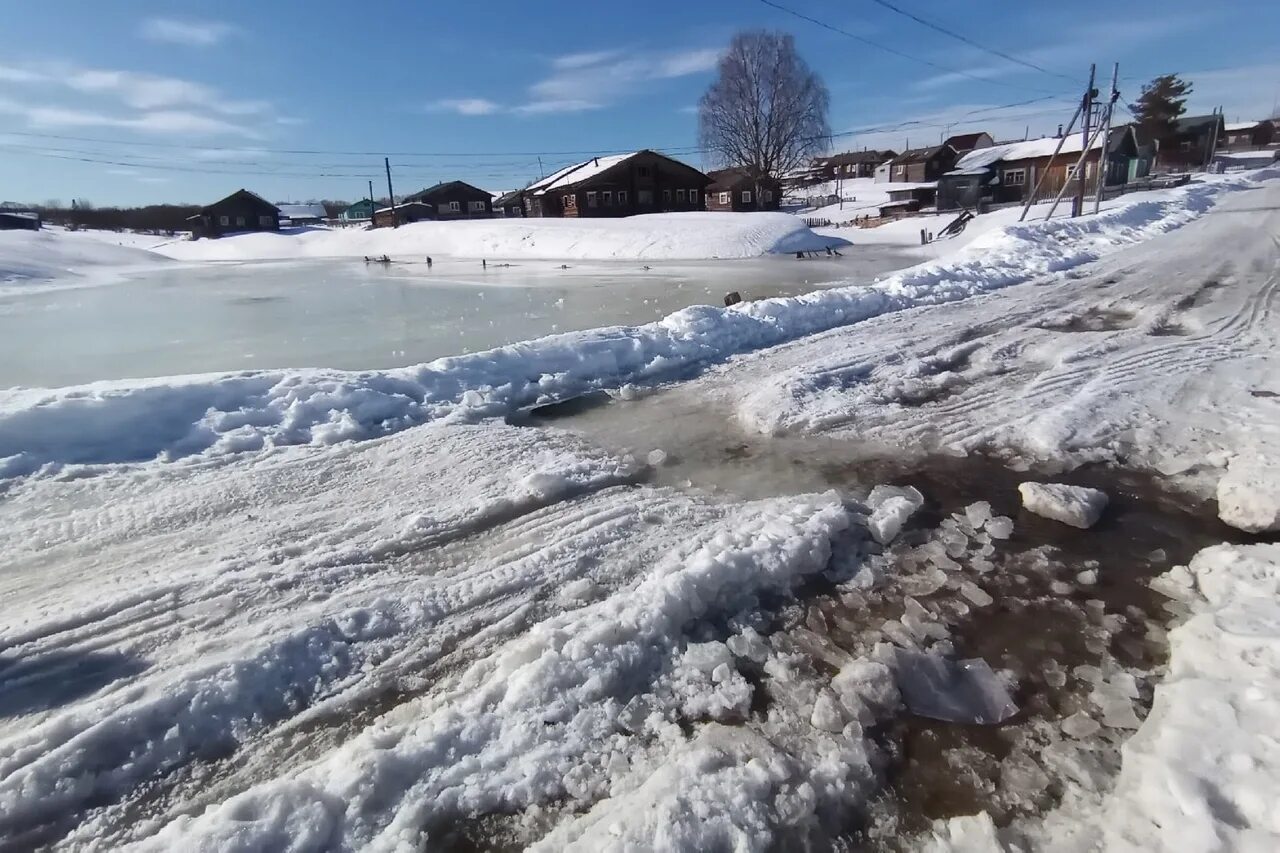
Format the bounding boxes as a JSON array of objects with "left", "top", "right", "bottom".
[
  {"left": 724, "top": 291, "right": 742, "bottom": 306},
  {"left": 426, "top": 256, "right": 433, "bottom": 268}
]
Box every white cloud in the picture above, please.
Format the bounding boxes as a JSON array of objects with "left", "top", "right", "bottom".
[
  {"left": 523, "top": 47, "right": 721, "bottom": 109},
  {"left": 551, "top": 50, "right": 624, "bottom": 71},
  {"left": 429, "top": 98, "right": 503, "bottom": 116},
  {"left": 512, "top": 99, "right": 602, "bottom": 116},
  {"left": 4, "top": 102, "right": 261, "bottom": 137},
  {"left": 1180, "top": 63, "right": 1280, "bottom": 123},
  {"left": 65, "top": 68, "right": 267, "bottom": 115},
  {"left": 140, "top": 18, "right": 236, "bottom": 47}
]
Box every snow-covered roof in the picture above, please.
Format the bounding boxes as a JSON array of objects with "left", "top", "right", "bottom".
[
  {"left": 1224, "top": 120, "right": 1264, "bottom": 132},
  {"left": 277, "top": 204, "right": 327, "bottom": 220},
  {"left": 1214, "top": 150, "right": 1278, "bottom": 161},
  {"left": 528, "top": 153, "right": 636, "bottom": 195},
  {"left": 947, "top": 134, "right": 1105, "bottom": 175}
]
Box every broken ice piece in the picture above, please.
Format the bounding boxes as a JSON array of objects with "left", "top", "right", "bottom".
[
  {"left": 1061, "top": 710, "right": 1101, "bottom": 738},
  {"left": 893, "top": 648, "right": 1018, "bottom": 725},
  {"left": 646, "top": 448, "right": 668, "bottom": 467},
  {"left": 866, "top": 484, "right": 926, "bottom": 512},
  {"left": 868, "top": 495, "right": 920, "bottom": 545},
  {"left": 1076, "top": 570, "right": 1098, "bottom": 586},
  {"left": 958, "top": 581, "right": 994, "bottom": 607},
  {"left": 1018, "top": 482, "right": 1109, "bottom": 529},
  {"left": 964, "top": 501, "right": 993, "bottom": 528},
  {"left": 811, "top": 690, "right": 846, "bottom": 732},
  {"left": 986, "top": 516, "right": 1015, "bottom": 539}
]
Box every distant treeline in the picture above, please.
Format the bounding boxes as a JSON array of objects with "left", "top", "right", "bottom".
[{"left": 0, "top": 199, "right": 357, "bottom": 234}]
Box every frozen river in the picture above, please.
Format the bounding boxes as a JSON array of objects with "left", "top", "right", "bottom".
[{"left": 1, "top": 249, "right": 921, "bottom": 388}]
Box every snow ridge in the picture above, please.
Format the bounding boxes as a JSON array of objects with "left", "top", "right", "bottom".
[{"left": 0, "top": 172, "right": 1269, "bottom": 480}]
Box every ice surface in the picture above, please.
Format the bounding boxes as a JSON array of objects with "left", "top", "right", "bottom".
[
  {"left": 893, "top": 649, "right": 1018, "bottom": 725},
  {"left": 1018, "top": 482, "right": 1109, "bottom": 529}
]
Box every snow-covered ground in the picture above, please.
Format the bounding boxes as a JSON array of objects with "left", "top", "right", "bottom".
[
  {"left": 2, "top": 170, "right": 1280, "bottom": 851},
  {"left": 0, "top": 227, "right": 168, "bottom": 291},
  {"left": 153, "top": 212, "right": 849, "bottom": 262}
]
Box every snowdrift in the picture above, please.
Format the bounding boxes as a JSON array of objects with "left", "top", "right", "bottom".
[
  {"left": 0, "top": 229, "right": 166, "bottom": 289},
  {"left": 0, "top": 172, "right": 1269, "bottom": 479},
  {"left": 153, "top": 212, "right": 848, "bottom": 263}
]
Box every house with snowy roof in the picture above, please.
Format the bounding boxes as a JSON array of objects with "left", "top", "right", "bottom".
[
  {"left": 522, "top": 150, "right": 710, "bottom": 218},
  {"left": 1220, "top": 119, "right": 1275, "bottom": 151},
  {"left": 188, "top": 189, "right": 280, "bottom": 239},
  {"left": 936, "top": 127, "right": 1140, "bottom": 211},
  {"left": 401, "top": 181, "right": 493, "bottom": 220},
  {"left": 1154, "top": 114, "right": 1225, "bottom": 172},
  {"left": 809, "top": 149, "right": 897, "bottom": 181},
  {"left": 878, "top": 145, "right": 958, "bottom": 184},
  {"left": 277, "top": 203, "right": 327, "bottom": 227}
]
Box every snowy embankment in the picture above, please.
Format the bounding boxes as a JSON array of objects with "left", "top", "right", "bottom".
[
  {"left": 153, "top": 212, "right": 846, "bottom": 262},
  {"left": 1, "top": 172, "right": 1264, "bottom": 481},
  {"left": 0, "top": 228, "right": 165, "bottom": 290}
]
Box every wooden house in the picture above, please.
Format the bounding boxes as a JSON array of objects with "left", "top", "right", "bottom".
[
  {"left": 339, "top": 199, "right": 377, "bottom": 223},
  {"left": 936, "top": 127, "right": 1141, "bottom": 211},
  {"left": 523, "top": 150, "right": 710, "bottom": 218},
  {"left": 373, "top": 201, "right": 434, "bottom": 228},
  {"left": 403, "top": 181, "right": 493, "bottom": 220},
  {"left": 704, "top": 168, "right": 781, "bottom": 212},
  {"left": 1154, "top": 114, "right": 1225, "bottom": 172},
  {"left": 493, "top": 190, "right": 526, "bottom": 217},
  {"left": 883, "top": 145, "right": 958, "bottom": 183},
  {"left": 1221, "top": 119, "right": 1275, "bottom": 151},
  {"left": 0, "top": 210, "right": 40, "bottom": 230},
  {"left": 188, "top": 189, "right": 279, "bottom": 239},
  {"left": 810, "top": 150, "right": 897, "bottom": 180},
  {"left": 943, "top": 132, "right": 994, "bottom": 155},
  {"left": 277, "top": 203, "right": 327, "bottom": 227}
]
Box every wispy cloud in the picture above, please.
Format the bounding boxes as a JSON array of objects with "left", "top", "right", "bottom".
[
  {"left": 140, "top": 17, "right": 236, "bottom": 47},
  {"left": 429, "top": 98, "right": 503, "bottom": 116},
  {"left": 0, "top": 60, "right": 278, "bottom": 138},
  {"left": 433, "top": 45, "right": 722, "bottom": 118}
]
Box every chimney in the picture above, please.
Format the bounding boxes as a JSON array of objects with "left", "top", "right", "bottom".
[
  {"left": 1056, "top": 124, "right": 1063, "bottom": 138},
  {"left": 593, "top": 157, "right": 599, "bottom": 166}
]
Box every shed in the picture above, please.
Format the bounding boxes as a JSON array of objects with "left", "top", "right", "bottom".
[
  {"left": 277, "top": 203, "right": 327, "bottom": 227},
  {"left": 373, "top": 201, "right": 434, "bottom": 228}
]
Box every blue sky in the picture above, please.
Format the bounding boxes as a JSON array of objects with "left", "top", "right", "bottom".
[{"left": 2, "top": 0, "right": 1277, "bottom": 207}]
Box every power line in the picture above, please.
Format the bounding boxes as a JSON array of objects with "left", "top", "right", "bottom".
[
  {"left": 756, "top": 0, "right": 1066, "bottom": 94},
  {"left": 863, "top": 0, "right": 1077, "bottom": 82}
]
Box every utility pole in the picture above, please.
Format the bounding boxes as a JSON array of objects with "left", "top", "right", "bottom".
[
  {"left": 1073, "top": 63, "right": 1096, "bottom": 218},
  {"left": 537, "top": 156, "right": 545, "bottom": 179},
  {"left": 367, "top": 179, "right": 374, "bottom": 223},
  {"left": 1020, "top": 97, "right": 1083, "bottom": 222},
  {"left": 384, "top": 157, "right": 397, "bottom": 228},
  {"left": 1093, "top": 63, "right": 1119, "bottom": 215},
  {"left": 1203, "top": 105, "right": 1223, "bottom": 172}
]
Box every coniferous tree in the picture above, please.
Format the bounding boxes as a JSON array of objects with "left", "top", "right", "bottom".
[{"left": 1129, "top": 74, "right": 1193, "bottom": 141}]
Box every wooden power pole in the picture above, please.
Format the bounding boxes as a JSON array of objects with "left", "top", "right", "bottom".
[
  {"left": 384, "top": 157, "right": 397, "bottom": 227},
  {"left": 1093, "top": 63, "right": 1119, "bottom": 215},
  {"left": 1073, "top": 64, "right": 1096, "bottom": 217}
]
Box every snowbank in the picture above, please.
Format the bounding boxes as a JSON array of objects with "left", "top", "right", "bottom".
[
  {"left": 152, "top": 212, "right": 848, "bottom": 262},
  {"left": 1103, "top": 543, "right": 1280, "bottom": 851},
  {"left": 1, "top": 172, "right": 1266, "bottom": 480},
  {"left": 0, "top": 228, "right": 165, "bottom": 290}
]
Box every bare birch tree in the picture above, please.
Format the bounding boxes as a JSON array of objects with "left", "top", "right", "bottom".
[{"left": 698, "top": 31, "right": 829, "bottom": 208}]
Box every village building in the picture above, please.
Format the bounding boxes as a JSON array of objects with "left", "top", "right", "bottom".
[
  {"left": 339, "top": 199, "right": 377, "bottom": 224},
  {"left": 809, "top": 150, "right": 897, "bottom": 181},
  {"left": 492, "top": 189, "right": 526, "bottom": 217},
  {"left": 879, "top": 145, "right": 958, "bottom": 184},
  {"left": 704, "top": 168, "right": 782, "bottom": 212},
  {"left": 943, "top": 132, "right": 995, "bottom": 155},
  {"left": 187, "top": 189, "right": 280, "bottom": 239},
  {"left": 936, "top": 127, "right": 1142, "bottom": 212},
  {"left": 522, "top": 150, "right": 710, "bottom": 218},
  {"left": 1220, "top": 119, "right": 1275, "bottom": 151},
  {"left": 372, "top": 201, "right": 433, "bottom": 228},
  {"left": 0, "top": 210, "right": 40, "bottom": 231},
  {"left": 1154, "top": 114, "right": 1225, "bottom": 172},
  {"left": 277, "top": 203, "right": 327, "bottom": 227},
  {"left": 402, "top": 181, "right": 493, "bottom": 220}
]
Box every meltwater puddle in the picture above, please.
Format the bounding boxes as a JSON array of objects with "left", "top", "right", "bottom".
[{"left": 524, "top": 385, "right": 1256, "bottom": 849}]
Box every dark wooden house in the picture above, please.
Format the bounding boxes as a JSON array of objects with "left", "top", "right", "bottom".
[
  {"left": 402, "top": 181, "right": 493, "bottom": 220},
  {"left": 811, "top": 150, "right": 897, "bottom": 180},
  {"left": 0, "top": 210, "right": 40, "bottom": 230},
  {"left": 373, "top": 201, "right": 434, "bottom": 228},
  {"left": 189, "top": 189, "right": 280, "bottom": 239},
  {"left": 883, "top": 145, "right": 958, "bottom": 183},
  {"left": 1155, "top": 114, "right": 1225, "bottom": 172},
  {"left": 1221, "top": 119, "right": 1275, "bottom": 151},
  {"left": 704, "top": 168, "right": 781, "bottom": 212},
  {"left": 523, "top": 150, "right": 711, "bottom": 218},
  {"left": 493, "top": 190, "right": 526, "bottom": 217},
  {"left": 937, "top": 127, "right": 1141, "bottom": 211}
]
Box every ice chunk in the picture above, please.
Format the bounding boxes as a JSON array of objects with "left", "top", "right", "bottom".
[
  {"left": 893, "top": 649, "right": 1018, "bottom": 724},
  {"left": 725, "top": 629, "right": 770, "bottom": 665},
  {"left": 868, "top": 495, "right": 920, "bottom": 545},
  {"left": 831, "top": 658, "right": 899, "bottom": 721},
  {"left": 645, "top": 448, "right": 668, "bottom": 467},
  {"left": 866, "top": 484, "right": 925, "bottom": 512},
  {"left": 958, "top": 581, "right": 994, "bottom": 607},
  {"left": 682, "top": 641, "right": 733, "bottom": 675},
  {"left": 1018, "top": 482, "right": 1109, "bottom": 529},
  {"left": 1216, "top": 456, "right": 1280, "bottom": 533},
  {"left": 1061, "top": 711, "right": 1101, "bottom": 738},
  {"left": 1050, "top": 581, "right": 1073, "bottom": 595},
  {"left": 811, "top": 690, "right": 846, "bottom": 732},
  {"left": 964, "top": 501, "right": 993, "bottom": 529},
  {"left": 1076, "top": 569, "right": 1098, "bottom": 586},
  {"left": 986, "top": 516, "right": 1014, "bottom": 539}
]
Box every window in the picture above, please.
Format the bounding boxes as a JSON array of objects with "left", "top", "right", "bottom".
[
  {"left": 235, "top": 215, "right": 245, "bottom": 226},
  {"left": 719, "top": 192, "right": 730, "bottom": 204},
  {"left": 895, "top": 164, "right": 906, "bottom": 176},
  {"left": 602, "top": 190, "right": 612, "bottom": 206},
  {"left": 740, "top": 190, "right": 752, "bottom": 203},
  {"left": 676, "top": 188, "right": 686, "bottom": 201},
  {"left": 219, "top": 215, "right": 230, "bottom": 226},
  {"left": 259, "top": 215, "right": 273, "bottom": 226},
  {"left": 1003, "top": 168, "right": 1026, "bottom": 187},
  {"left": 663, "top": 189, "right": 672, "bottom": 203},
  {"left": 563, "top": 194, "right": 576, "bottom": 209},
  {"left": 688, "top": 189, "right": 697, "bottom": 204},
  {"left": 587, "top": 191, "right": 598, "bottom": 208},
  {"left": 763, "top": 190, "right": 773, "bottom": 203},
  {"left": 1180, "top": 140, "right": 1193, "bottom": 151},
  {"left": 469, "top": 200, "right": 486, "bottom": 212},
  {"left": 638, "top": 189, "right": 653, "bottom": 204},
  {"left": 637, "top": 166, "right": 650, "bottom": 177},
  {"left": 448, "top": 201, "right": 460, "bottom": 212},
  {"left": 1066, "top": 163, "right": 1089, "bottom": 180},
  {"left": 618, "top": 190, "right": 628, "bottom": 204}
]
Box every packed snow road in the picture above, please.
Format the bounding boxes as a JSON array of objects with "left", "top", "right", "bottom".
[{"left": 1, "top": 172, "right": 1279, "bottom": 851}]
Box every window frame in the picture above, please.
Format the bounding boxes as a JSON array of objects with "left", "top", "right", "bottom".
[
  {"left": 586, "top": 191, "right": 598, "bottom": 208},
  {"left": 718, "top": 191, "right": 730, "bottom": 204},
  {"left": 563, "top": 193, "right": 576, "bottom": 209},
  {"left": 688, "top": 189, "right": 697, "bottom": 204},
  {"left": 1002, "top": 168, "right": 1026, "bottom": 187},
  {"left": 895, "top": 164, "right": 906, "bottom": 176},
  {"left": 762, "top": 190, "right": 773, "bottom": 203},
  {"left": 740, "top": 190, "right": 752, "bottom": 204},
  {"left": 618, "top": 190, "right": 628, "bottom": 204},
  {"left": 259, "top": 215, "right": 274, "bottom": 227},
  {"left": 219, "top": 215, "right": 230, "bottom": 226},
  {"left": 468, "top": 199, "right": 486, "bottom": 212},
  {"left": 676, "top": 188, "right": 686, "bottom": 201}
]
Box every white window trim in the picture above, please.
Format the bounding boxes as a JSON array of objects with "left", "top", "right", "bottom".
[
  {"left": 235, "top": 215, "right": 245, "bottom": 226},
  {"left": 618, "top": 190, "right": 628, "bottom": 204},
  {"left": 718, "top": 192, "right": 730, "bottom": 204},
  {"left": 447, "top": 201, "right": 460, "bottom": 211},
  {"left": 469, "top": 200, "right": 486, "bottom": 211},
  {"left": 602, "top": 190, "right": 613, "bottom": 206},
  {"left": 895, "top": 164, "right": 906, "bottom": 175},
  {"left": 219, "top": 215, "right": 230, "bottom": 226},
  {"left": 741, "top": 190, "right": 752, "bottom": 203},
  {"left": 676, "top": 188, "right": 686, "bottom": 201},
  {"left": 1003, "top": 168, "right": 1026, "bottom": 187},
  {"left": 688, "top": 189, "right": 697, "bottom": 203},
  {"left": 587, "top": 191, "right": 598, "bottom": 207}
]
